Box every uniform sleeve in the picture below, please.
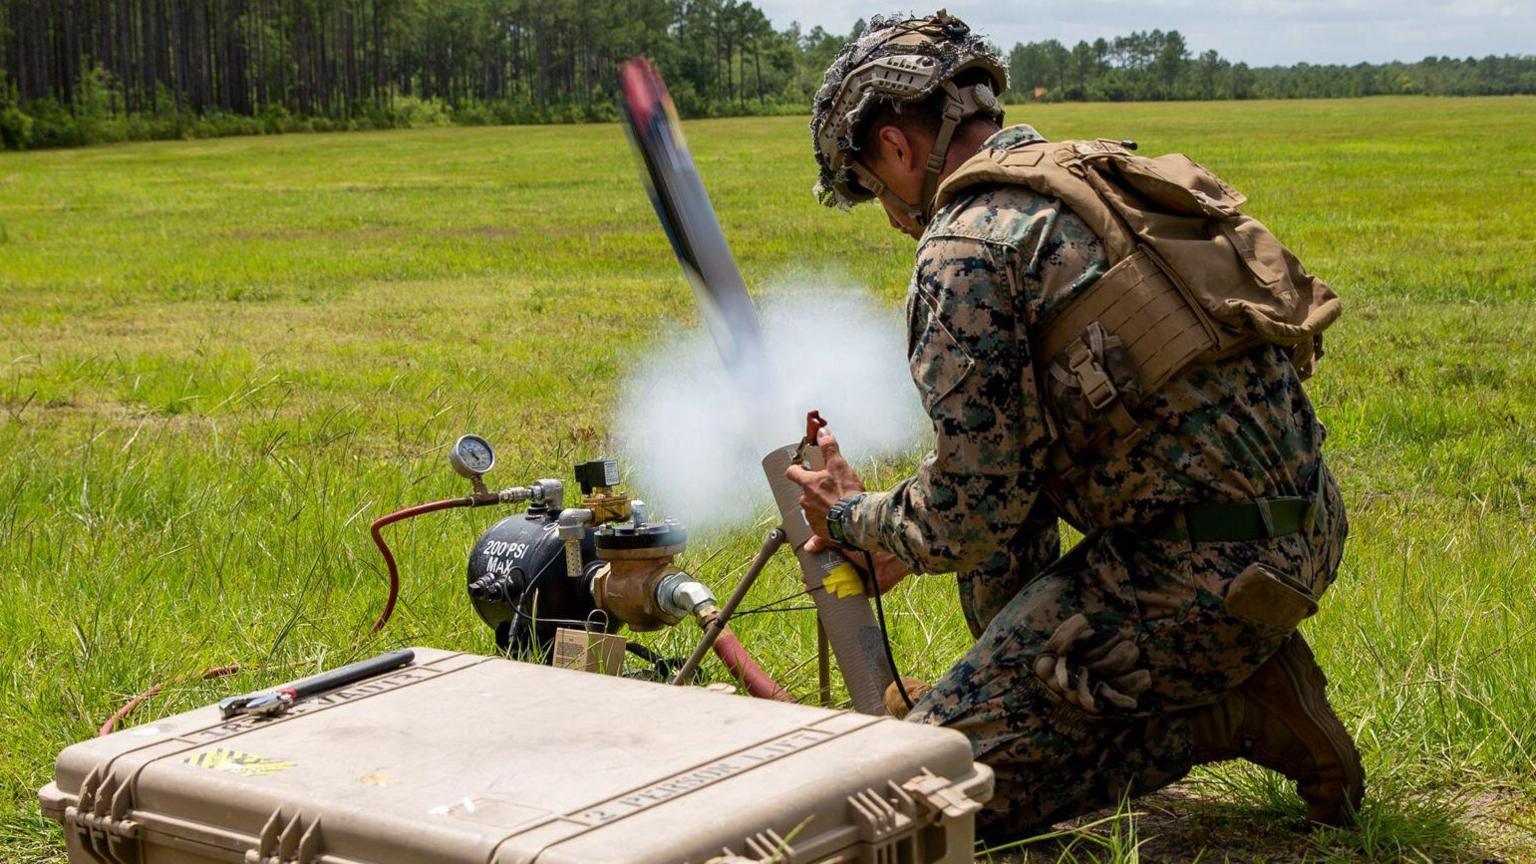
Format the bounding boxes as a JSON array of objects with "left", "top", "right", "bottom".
[
  {"left": 843, "top": 201, "right": 1106, "bottom": 574},
  {"left": 843, "top": 234, "right": 1042, "bottom": 574}
]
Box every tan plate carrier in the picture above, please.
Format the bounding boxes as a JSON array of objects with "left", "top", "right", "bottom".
[
  {"left": 40, "top": 648, "right": 992, "bottom": 864},
  {"left": 935, "top": 137, "right": 1341, "bottom": 484}
]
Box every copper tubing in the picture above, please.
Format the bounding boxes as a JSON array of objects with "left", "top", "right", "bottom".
[
  {"left": 99, "top": 664, "right": 241, "bottom": 737},
  {"left": 712, "top": 630, "right": 792, "bottom": 702},
  {"left": 669, "top": 528, "right": 785, "bottom": 686}
]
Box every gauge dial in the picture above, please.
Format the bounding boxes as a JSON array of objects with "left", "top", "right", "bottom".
[{"left": 450, "top": 434, "right": 496, "bottom": 478}]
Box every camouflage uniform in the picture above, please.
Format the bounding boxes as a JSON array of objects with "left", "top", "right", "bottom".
[{"left": 840, "top": 125, "right": 1349, "bottom": 839}]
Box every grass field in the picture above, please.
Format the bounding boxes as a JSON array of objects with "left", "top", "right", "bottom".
[{"left": 2, "top": 95, "right": 1535, "bottom": 862}]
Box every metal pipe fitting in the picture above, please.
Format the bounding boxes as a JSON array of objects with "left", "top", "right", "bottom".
[
  {"left": 533, "top": 479, "right": 565, "bottom": 511},
  {"left": 496, "top": 479, "right": 566, "bottom": 510},
  {"left": 670, "top": 528, "right": 786, "bottom": 687},
  {"left": 558, "top": 508, "right": 595, "bottom": 579},
  {"left": 557, "top": 508, "right": 594, "bottom": 537},
  {"left": 496, "top": 486, "right": 533, "bottom": 505},
  {"left": 655, "top": 572, "right": 717, "bottom": 623}
]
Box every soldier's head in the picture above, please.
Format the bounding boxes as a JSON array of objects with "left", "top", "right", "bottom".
[{"left": 811, "top": 12, "right": 1007, "bottom": 238}]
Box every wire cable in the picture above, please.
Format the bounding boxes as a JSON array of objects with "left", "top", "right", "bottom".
[
  {"left": 862, "top": 548, "right": 913, "bottom": 710},
  {"left": 730, "top": 604, "right": 818, "bottom": 619},
  {"left": 731, "top": 586, "right": 814, "bottom": 618},
  {"left": 623, "top": 642, "right": 679, "bottom": 680},
  {"left": 99, "top": 664, "right": 242, "bottom": 737}
]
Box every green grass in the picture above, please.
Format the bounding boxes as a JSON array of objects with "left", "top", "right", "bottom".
[{"left": 2, "top": 96, "right": 1535, "bottom": 862}]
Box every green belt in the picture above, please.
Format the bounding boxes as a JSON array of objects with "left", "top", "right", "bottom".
[{"left": 1142, "top": 496, "right": 1318, "bottom": 543}]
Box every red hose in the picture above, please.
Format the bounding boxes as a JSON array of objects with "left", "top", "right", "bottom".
[
  {"left": 713, "top": 629, "right": 793, "bottom": 701},
  {"left": 368, "top": 497, "right": 473, "bottom": 632}
]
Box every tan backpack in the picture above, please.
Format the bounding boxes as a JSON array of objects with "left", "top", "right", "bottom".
[{"left": 935, "top": 138, "right": 1341, "bottom": 471}]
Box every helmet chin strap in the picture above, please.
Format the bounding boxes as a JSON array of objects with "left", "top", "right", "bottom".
[
  {"left": 916, "top": 81, "right": 970, "bottom": 221},
  {"left": 849, "top": 160, "right": 928, "bottom": 227},
  {"left": 849, "top": 81, "right": 992, "bottom": 230}
]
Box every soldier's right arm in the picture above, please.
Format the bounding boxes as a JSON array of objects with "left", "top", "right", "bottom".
[{"left": 841, "top": 230, "right": 1046, "bottom": 573}]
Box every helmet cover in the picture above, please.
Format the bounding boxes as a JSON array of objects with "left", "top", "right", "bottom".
[{"left": 810, "top": 11, "right": 1008, "bottom": 210}]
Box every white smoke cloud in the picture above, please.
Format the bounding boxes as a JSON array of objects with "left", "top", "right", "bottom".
[{"left": 617, "top": 280, "right": 926, "bottom": 531}]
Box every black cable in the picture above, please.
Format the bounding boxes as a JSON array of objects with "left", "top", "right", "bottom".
[
  {"left": 624, "top": 642, "right": 678, "bottom": 679},
  {"left": 731, "top": 604, "right": 818, "bottom": 618},
  {"left": 733, "top": 587, "right": 813, "bottom": 617},
  {"left": 862, "top": 548, "right": 913, "bottom": 710},
  {"left": 500, "top": 555, "right": 614, "bottom": 634}
]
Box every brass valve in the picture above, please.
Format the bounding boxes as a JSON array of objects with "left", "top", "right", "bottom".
[
  {"left": 590, "top": 546, "right": 684, "bottom": 632},
  {"left": 587, "top": 520, "right": 712, "bottom": 631}
]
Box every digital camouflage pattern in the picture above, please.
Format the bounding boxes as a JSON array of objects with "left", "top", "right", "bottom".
[{"left": 841, "top": 125, "right": 1349, "bottom": 837}]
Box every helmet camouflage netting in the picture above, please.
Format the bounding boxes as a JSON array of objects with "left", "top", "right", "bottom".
[{"left": 810, "top": 10, "right": 1008, "bottom": 214}]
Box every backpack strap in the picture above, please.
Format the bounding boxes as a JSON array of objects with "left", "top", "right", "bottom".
[
  {"left": 1036, "top": 248, "right": 1219, "bottom": 388},
  {"left": 936, "top": 140, "right": 1141, "bottom": 262},
  {"left": 1035, "top": 253, "right": 1225, "bottom": 492}
]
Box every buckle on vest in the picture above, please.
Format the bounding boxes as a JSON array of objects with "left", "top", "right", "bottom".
[{"left": 1069, "top": 349, "right": 1118, "bottom": 411}]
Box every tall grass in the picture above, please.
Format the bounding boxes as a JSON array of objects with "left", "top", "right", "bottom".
[{"left": 2, "top": 96, "right": 1534, "bottom": 861}]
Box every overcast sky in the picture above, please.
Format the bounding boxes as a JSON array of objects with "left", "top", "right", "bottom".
[{"left": 753, "top": 0, "right": 1536, "bottom": 66}]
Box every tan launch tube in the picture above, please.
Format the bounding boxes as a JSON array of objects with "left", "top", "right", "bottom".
[{"left": 761, "top": 444, "right": 894, "bottom": 715}]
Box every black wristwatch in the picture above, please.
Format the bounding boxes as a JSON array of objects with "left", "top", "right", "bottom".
[{"left": 826, "top": 496, "right": 859, "bottom": 548}]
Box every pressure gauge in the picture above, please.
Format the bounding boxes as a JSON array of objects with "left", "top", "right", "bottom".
[{"left": 449, "top": 434, "right": 496, "bottom": 479}]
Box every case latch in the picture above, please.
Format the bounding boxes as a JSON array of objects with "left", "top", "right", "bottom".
[
  {"left": 245, "top": 808, "right": 324, "bottom": 864},
  {"left": 63, "top": 764, "right": 140, "bottom": 864},
  {"left": 902, "top": 769, "right": 983, "bottom": 820}
]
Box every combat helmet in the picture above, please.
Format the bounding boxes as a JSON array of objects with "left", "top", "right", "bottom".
[{"left": 811, "top": 10, "right": 1007, "bottom": 225}]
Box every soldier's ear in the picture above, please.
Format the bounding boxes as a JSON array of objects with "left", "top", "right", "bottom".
[{"left": 874, "top": 125, "right": 920, "bottom": 176}]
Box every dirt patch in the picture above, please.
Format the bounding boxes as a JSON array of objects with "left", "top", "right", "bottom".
[{"left": 980, "top": 782, "right": 1535, "bottom": 863}]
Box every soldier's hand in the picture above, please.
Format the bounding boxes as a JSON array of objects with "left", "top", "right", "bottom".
[{"left": 784, "top": 429, "right": 865, "bottom": 545}]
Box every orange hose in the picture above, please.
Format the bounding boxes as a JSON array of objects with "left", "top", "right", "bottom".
[{"left": 367, "top": 497, "right": 473, "bottom": 632}]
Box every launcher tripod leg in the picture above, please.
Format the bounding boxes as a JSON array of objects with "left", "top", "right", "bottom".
[{"left": 669, "top": 528, "right": 785, "bottom": 687}]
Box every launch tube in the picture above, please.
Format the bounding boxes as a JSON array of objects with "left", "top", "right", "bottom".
[{"left": 761, "top": 444, "right": 893, "bottom": 715}]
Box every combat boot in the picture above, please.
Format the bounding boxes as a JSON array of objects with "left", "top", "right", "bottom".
[
  {"left": 1187, "top": 633, "right": 1364, "bottom": 825},
  {"left": 884, "top": 677, "right": 932, "bottom": 719}
]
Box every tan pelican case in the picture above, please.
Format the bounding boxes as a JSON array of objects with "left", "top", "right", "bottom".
[{"left": 40, "top": 648, "right": 992, "bottom": 864}]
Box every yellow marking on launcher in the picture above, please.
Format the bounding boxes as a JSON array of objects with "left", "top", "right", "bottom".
[{"left": 823, "top": 563, "right": 865, "bottom": 599}]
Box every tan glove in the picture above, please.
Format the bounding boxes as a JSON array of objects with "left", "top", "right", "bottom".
[{"left": 1032, "top": 613, "right": 1152, "bottom": 714}]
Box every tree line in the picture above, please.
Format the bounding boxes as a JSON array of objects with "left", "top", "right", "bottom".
[
  {"left": 0, "top": 0, "right": 847, "bottom": 148},
  {"left": 1, "top": 2, "right": 1532, "bottom": 150},
  {"left": 1006, "top": 30, "right": 1536, "bottom": 102}
]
